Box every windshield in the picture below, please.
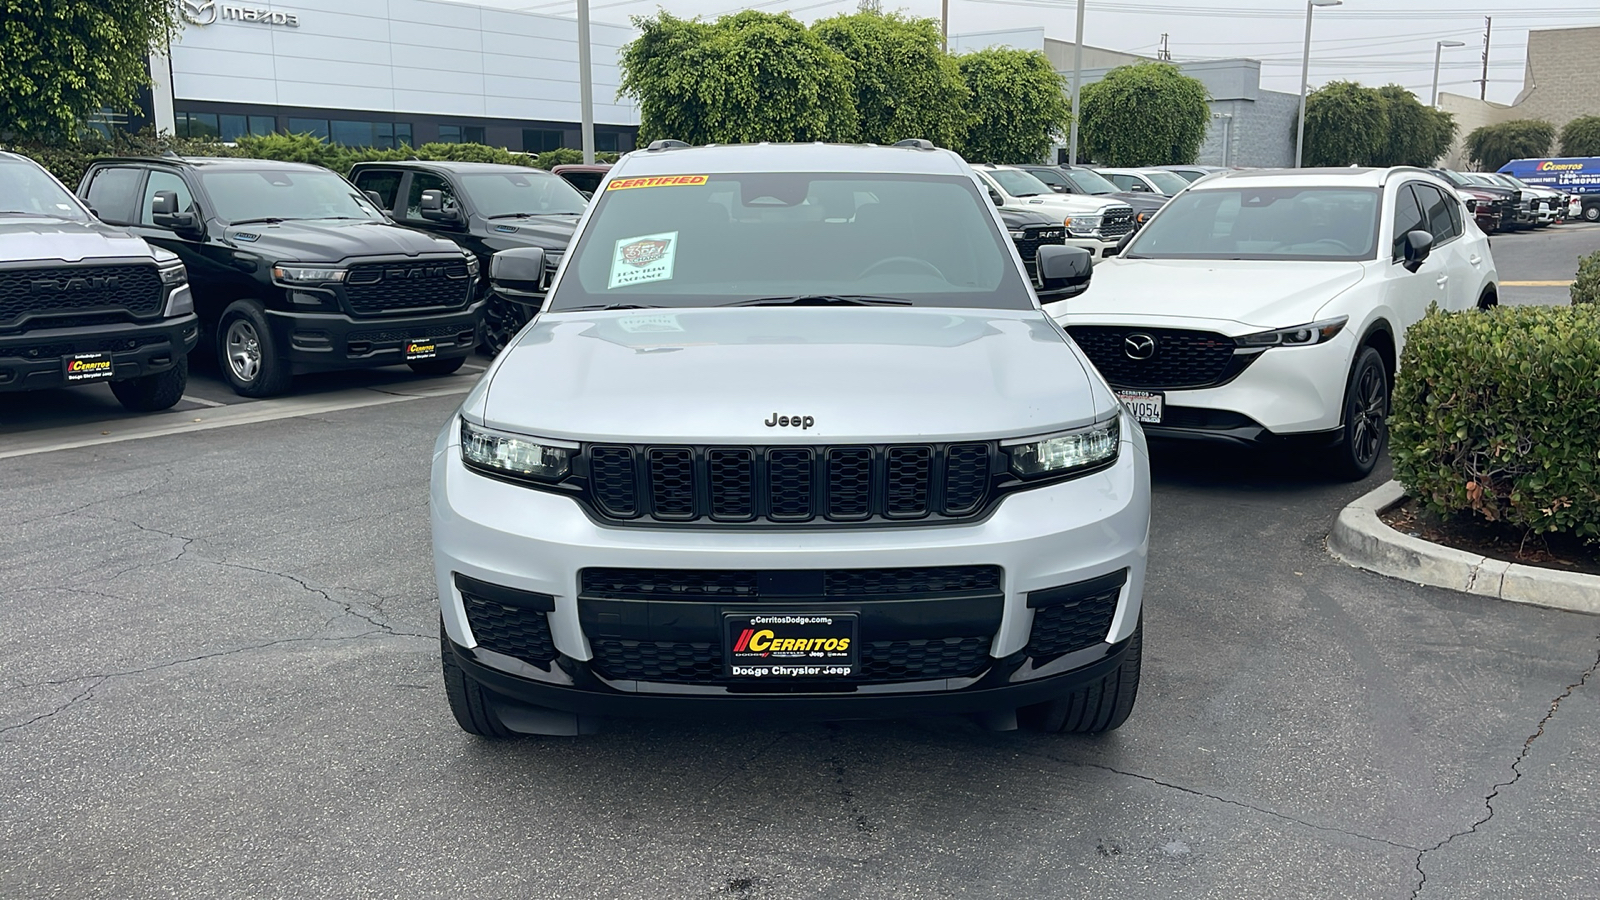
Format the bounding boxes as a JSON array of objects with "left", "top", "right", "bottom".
[
  {"left": 1168, "top": 170, "right": 1205, "bottom": 183},
  {"left": 1122, "top": 186, "right": 1380, "bottom": 262},
  {"left": 1142, "top": 170, "right": 1193, "bottom": 196},
  {"left": 990, "top": 169, "right": 1052, "bottom": 198},
  {"left": 1462, "top": 173, "right": 1501, "bottom": 186},
  {"left": 196, "top": 168, "right": 385, "bottom": 223},
  {"left": 1063, "top": 169, "right": 1118, "bottom": 194},
  {"left": 0, "top": 158, "right": 90, "bottom": 221},
  {"left": 457, "top": 171, "right": 588, "bottom": 218},
  {"left": 546, "top": 172, "right": 1030, "bottom": 311}
]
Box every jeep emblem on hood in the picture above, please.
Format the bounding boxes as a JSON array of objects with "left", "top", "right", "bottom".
[{"left": 765, "top": 413, "right": 814, "bottom": 429}]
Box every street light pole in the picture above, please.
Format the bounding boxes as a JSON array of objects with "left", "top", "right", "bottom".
[
  {"left": 1068, "top": 0, "right": 1085, "bottom": 165},
  {"left": 577, "top": 0, "right": 595, "bottom": 164},
  {"left": 1294, "top": 0, "right": 1342, "bottom": 168},
  {"left": 1432, "top": 40, "right": 1466, "bottom": 108}
]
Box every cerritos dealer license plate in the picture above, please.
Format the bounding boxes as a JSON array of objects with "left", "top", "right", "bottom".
[
  {"left": 725, "top": 613, "right": 857, "bottom": 678},
  {"left": 404, "top": 339, "right": 437, "bottom": 361},
  {"left": 63, "top": 352, "right": 115, "bottom": 384}
]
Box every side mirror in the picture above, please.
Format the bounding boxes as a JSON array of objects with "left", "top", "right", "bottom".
[
  {"left": 419, "top": 189, "right": 462, "bottom": 224},
  {"left": 489, "top": 247, "right": 547, "bottom": 298},
  {"left": 150, "top": 189, "right": 201, "bottom": 237},
  {"left": 1129, "top": 182, "right": 1149, "bottom": 192},
  {"left": 1402, "top": 229, "right": 1434, "bottom": 272},
  {"left": 1034, "top": 244, "right": 1094, "bottom": 300},
  {"left": 363, "top": 189, "right": 384, "bottom": 208},
  {"left": 989, "top": 189, "right": 1004, "bottom": 207},
  {"left": 580, "top": 190, "right": 593, "bottom": 200}
]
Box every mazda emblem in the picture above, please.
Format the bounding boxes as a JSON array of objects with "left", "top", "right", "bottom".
[{"left": 1124, "top": 333, "right": 1157, "bottom": 360}]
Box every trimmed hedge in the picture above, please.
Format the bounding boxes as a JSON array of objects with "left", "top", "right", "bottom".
[
  {"left": 1391, "top": 305, "right": 1600, "bottom": 542},
  {"left": 1574, "top": 250, "right": 1600, "bottom": 306}
]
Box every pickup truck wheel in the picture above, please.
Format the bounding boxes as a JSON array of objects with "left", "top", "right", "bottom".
[
  {"left": 408, "top": 356, "right": 466, "bottom": 376},
  {"left": 218, "top": 301, "right": 291, "bottom": 397},
  {"left": 109, "top": 353, "right": 188, "bottom": 412},
  {"left": 440, "top": 620, "right": 517, "bottom": 738},
  {"left": 481, "top": 295, "right": 534, "bottom": 356},
  {"left": 1019, "top": 616, "right": 1141, "bottom": 734},
  {"left": 1325, "top": 345, "right": 1389, "bottom": 481},
  {"left": 1585, "top": 205, "right": 1600, "bottom": 223}
]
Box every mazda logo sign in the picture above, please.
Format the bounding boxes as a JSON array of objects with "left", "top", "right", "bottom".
[
  {"left": 180, "top": 0, "right": 217, "bottom": 25},
  {"left": 1124, "top": 333, "right": 1157, "bottom": 360}
]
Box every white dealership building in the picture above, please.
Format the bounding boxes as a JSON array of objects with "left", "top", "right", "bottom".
[{"left": 147, "top": 0, "right": 640, "bottom": 152}]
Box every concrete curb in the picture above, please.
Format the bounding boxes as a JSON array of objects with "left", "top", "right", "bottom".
[{"left": 1328, "top": 480, "right": 1600, "bottom": 616}]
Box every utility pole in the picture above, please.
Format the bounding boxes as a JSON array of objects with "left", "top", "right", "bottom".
[
  {"left": 1478, "top": 16, "right": 1491, "bottom": 100},
  {"left": 1068, "top": 0, "right": 1085, "bottom": 164},
  {"left": 577, "top": 0, "right": 595, "bottom": 164},
  {"left": 941, "top": 0, "right": 948, "bottom": 51}
]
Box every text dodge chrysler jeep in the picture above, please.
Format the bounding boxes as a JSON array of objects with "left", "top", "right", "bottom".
[{"left": 432, "top": 141, "right": 1150, "bottom": 736}]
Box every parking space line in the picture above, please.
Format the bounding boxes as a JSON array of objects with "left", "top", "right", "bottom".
[
  {"left": 1501, "top": 280, "right": 1574, "bottom": 286},
  {"left": 181, "top": 395, "right": 229, "bottom": 408}
]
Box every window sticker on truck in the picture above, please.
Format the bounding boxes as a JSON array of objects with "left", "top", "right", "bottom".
[
  {"left": 608, "top": 232, "right": 678, "bottom": 289},
  {"left": 606, "top": 175, "right": 710, "bottom": 191}
]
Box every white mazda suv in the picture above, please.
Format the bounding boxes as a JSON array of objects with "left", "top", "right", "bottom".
[{"left": 1045, "top": 167, "right": 1498, "bottom": 479}]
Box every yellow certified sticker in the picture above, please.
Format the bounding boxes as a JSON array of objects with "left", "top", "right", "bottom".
[{"left": 606, "top": 175, "right": 710, "bottom": 191}]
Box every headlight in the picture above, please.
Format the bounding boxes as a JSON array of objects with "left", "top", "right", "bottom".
[
  {"left": 1008, "top": 230, "right": 1025, "bottom": 239},
  {"left": 1004, "top": 418, "right": 1119, "bottom": 479},
  {"left": 459, "top": 419, "right": 573, "bottom": 481},
  {"left": 272, "top": 265, "right": 347, "bottom": 284},
  {"left": 1235, "top": 316, "right": 1348, "bottom": 348},
  {"left": 463, "top": 250, "right": 480, "bottom": 277},
  {"left": 1064, "top": 215, "right": 1103, "bottom": 235},
  {"left": 158, "top": 261, "right": 187, "bottom": 285}
]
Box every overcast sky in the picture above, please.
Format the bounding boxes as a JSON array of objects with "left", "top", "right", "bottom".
[{"left": 486, "top": 0, "right": 1600, "bottom": 105}]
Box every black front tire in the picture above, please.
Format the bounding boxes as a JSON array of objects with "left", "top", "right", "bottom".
[
  {"left": 480, "top": 294, "right": 536, "bottom": 356},
  {"left": 1019, "top": 617, "right": 1142, "bottom": 734},
  {"left": 1585, "top": 205, "right": 1600, "bottom": 223},
  {"left": 217, "top": 300, "right": 292, "bottom": 398},
  {"left": 109, "top": 353, "right": 188, "bottom": 412},
  {"left": 408, "top": 356, "right": 467, "bottom": 376},
  {"left": 440, "top": 621, "right": 517, "bottom": 738},
  {"left": 1325, "top": 345, "right": 1389, "bottom": 481}
]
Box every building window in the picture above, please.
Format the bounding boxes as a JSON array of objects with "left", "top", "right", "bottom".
[
  {"left": 595, "top": 132, "right": 620, "bottom": 153},
  {"left": 175, "top": 112, "right": 220, "bottom": 140},
  {"left": 439, "top": 124, "right": 486, "bottom": 144},
  {"left": 523, "top": 129, "right": 564, "bottom": 153},
  {"left": 288, "top": 118, "right": 330, "bottom": 140},
  {"left": 324, "top": 120, "right": 413, "bottom": 149},
  {"left": 85, "top": 107, "right": 131, "bottom": 139}
]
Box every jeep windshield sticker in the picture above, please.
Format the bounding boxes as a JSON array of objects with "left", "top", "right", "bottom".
[
  {"left": 617, "top": 314, "right": 685, "bottom": 333},
  {"left": 606, "top": 175, "right": 709, "bottom": 191},
  {"left": 608, "top": 231, "right": 678, "bottom": 289}
]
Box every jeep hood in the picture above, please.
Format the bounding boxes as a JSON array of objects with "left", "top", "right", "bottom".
[
  {"left": 1048, "top": 257, "right": 1366, "bottom": 330},
  {"left": 0, "top": 219, "right": 153, "bottom": 264},
  {"left": 477, "top": 307, "right": 1105, "bottom": 443},
  {"left": 221, "top": 218, "right": 460, "bottom": 263}
]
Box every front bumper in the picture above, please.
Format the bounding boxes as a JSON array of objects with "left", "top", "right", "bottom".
[
  {"left": 0, "top": 314, "right": 199, "bottom": 393},
  {"left": 1064, "top": 235, "right": 1124, "bottom": 258},
  {"left": 265, "top": 299, "right": 485, "bottom": 374},
  {"left": 431, "top": 414, "right": 1150, "bottom": 723}
]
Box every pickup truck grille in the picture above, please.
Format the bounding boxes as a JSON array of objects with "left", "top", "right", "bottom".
[
  {"left": 1012, "top": 225, "right": 1066, "bottom": 261},
  {"left": 344, "top": 259, "right": 472, "bottom": 315},
  {"left": 580, "top": 442, "right": 997, "bottom": 526},
  {"left": 1067, "top": 325, "right": 1257, "bottom": 390},
  {"left": 0, "top": 263, "right": 163, "bottom": 328},
  {"left": 1101, "top": 207, "right": 1136, "bottom": 238}
]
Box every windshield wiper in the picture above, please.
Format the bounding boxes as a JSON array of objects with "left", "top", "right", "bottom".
[
  {"left": 558, "top": 303, "right": 664, "bottom": 311},
  {"left": 229, "top": 217, "right": 299, "bottom": 225},
  {"left": 0, "top": 210, "right": 73, "bottom": 219},
  {"left": 725, "top": 294, "right": 913, "bottom": 307},
  {"left": 487, "top": 211, "right": 583, "bottom": 219}
]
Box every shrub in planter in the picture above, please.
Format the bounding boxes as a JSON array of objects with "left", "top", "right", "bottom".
[
  {"left": 1390, "top": 305, "right": 1600, "bottom": 542},
  {"left": 1573, "top": 250, "right": 1600, "bottom": 306}
]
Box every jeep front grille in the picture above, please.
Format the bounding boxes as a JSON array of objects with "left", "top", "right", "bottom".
[
  {"left": 0, "top": 263, "right": 164, "bottom": 328},
  {"left": 344, "top": 259, "right": 472, "bottom": 316}
]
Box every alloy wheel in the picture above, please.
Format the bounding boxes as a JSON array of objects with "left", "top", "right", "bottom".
[
  {"left": 1348, "top": 362, "right": 1387, "bottom": 468},
  {"left": 225, "top": 319, "right": 262, "bottom": 382}
]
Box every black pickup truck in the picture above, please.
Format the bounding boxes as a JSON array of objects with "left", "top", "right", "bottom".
[
  {"left": 1, "top": 151, "right": 198, "bottom": 411},
  {"left": 78, "top": 157, "right": 484, "bottom": 397},
  {"left": 349, "top": 160, "right": 584, "bottom": 354}
]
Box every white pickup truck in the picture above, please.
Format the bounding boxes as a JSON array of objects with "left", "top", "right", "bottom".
[{"left": 971, "top": 164, "right": 1136, "bottom": 258}]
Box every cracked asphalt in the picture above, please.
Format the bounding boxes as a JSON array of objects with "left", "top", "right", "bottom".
[{"left": 3, "top": 393, "right": 1598, "bottom": 899}]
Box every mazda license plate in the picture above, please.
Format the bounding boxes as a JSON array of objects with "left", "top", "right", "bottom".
[
  {"left": 725, "top": 613, "right": 857, "bottom": 678},
  {"left": 1116, "top": 389, "right": 1163, "bottom": 424}
]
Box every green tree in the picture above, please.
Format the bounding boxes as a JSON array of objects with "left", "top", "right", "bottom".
[
  {"left": 955, "top": 48, "right": 1071, "bottom": 164},
  {"left": 1464, "top": 119, "right": 1555, "bottom": 172},
  {"left": 0, "top": 1, "right": 181, "bottom": 139},
  {"left": 1558, "top": 115, "right": 1600, "bottom": 157},
  {"left": 1299, "top": 81, "right": 1389, "bottom": 167},
  {"left": 1077, "top": 63, "right": 1210, "bottom": 166},
  {"left": 619, "top": 11, "right": 857, "bottom": 146},
  {"left": 1372, "top": 85, "right": 1455, "bottom": 166},
  {"left": 811, "top": 11, "right": 969, "bottom": 148}
]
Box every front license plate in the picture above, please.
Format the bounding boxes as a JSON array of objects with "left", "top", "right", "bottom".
[
  {"left": 725, "top": 613, "right": 857, "bottom": 678},
  {"left": 404, "top": 339, "right": 438, "bottom": 361},
  {"left": 1116, "top": 389, "right": 1163, "bottom": 424},
  {"left": 63, "top": 352, "right": 115, "bottom": 384}
]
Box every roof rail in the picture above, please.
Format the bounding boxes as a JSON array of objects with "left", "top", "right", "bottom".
[
  {"left": 646, "top": 139, "right": 691, "bottom": 152},
  {"left": 893, "top": 138, "right": 936, "bottom": 150}
]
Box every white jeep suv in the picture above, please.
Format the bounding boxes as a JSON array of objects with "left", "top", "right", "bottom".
[
  {"left": 972, "top": 164, "right": 1136, "bottom": 258},
  {"left": 1045, "top": 167, "right": 1498, "bottom": 479}
]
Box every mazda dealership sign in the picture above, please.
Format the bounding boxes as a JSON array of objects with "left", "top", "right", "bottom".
[{"left": 180, "top": 0, "right": 301, "bottom": 27}]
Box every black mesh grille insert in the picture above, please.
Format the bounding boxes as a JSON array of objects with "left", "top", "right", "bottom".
[
  {"left": 767, "top": 448, "right": 814, "bottom": 521},
  {"left": 589, "top": 446, "right": 637, "bottom": 517},
  {"left": 943, "top": 444, "right": 990, "bottom": 515},
  {"left": 860, "top": 637, "right": 991, "bottom": 680},
  {"left": 1067, "top": 326, "right": 1245, "bottom": 390},
  {"left": 1027, "top": 593, "right": 1119, "bottom": 658},
  {"left": 708, "top": 449, "right": 754, "bottom": 520},
  {"left": 581, "top": 568, "right": 760, "bottom": 598},
  {"left": 0, "top": 264, "right": 164, "bottom": 327},
  {"left": 589, "top": 637, "right": 992, "bottom": 684},
  {"left": 591, "top": 639, "right": 721, "bottom": 683},
  {"left": 649, "top": 448, "right": 694, "bottom": 519},
  {"left": 581, "top": 565, "right": 1002, "bottom": 601},
  {"left": 823, "top": 566, "right": 1001, "bottom": 597},
  {"left": 1102, "top": 208, "right": 1136, "bottom": 237},
  {"left": 827, "top": 447, "right": 873, "bottom": 520},
  {"left": 344, "top": 259, "right": 471, "bottom": 315},
  {"left": 462, "top": 592, "right": 557, "bottom": 664},
  {"left": 885, "top": 447, "right": 931, "bottom": 517}
]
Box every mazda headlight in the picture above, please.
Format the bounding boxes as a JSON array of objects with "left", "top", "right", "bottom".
[
  {"left": 157, "top": 260, "right": 187, "bottom": 286},
  {"left": 1235, "top": 317, "right": 1348, "bottom": 348},
  {"left": 1004, "top": 418, "right": 1120, "bottom": 479},
  {"left": 272, "top": 264, "right": 347, "bottom": 285},
  {"left": 1064, "top": 215, "right": 1103, "bottom": 236},
  {"left": 459, "top": 419, "right": 573, "bottom": 481}
]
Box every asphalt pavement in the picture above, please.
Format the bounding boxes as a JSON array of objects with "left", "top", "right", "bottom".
[{"left": 3, "top": 223, "right": 1599, "bottom": 899}]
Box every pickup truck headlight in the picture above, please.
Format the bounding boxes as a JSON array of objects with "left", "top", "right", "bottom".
[
  {"left": 460, "top": 419, "right": 574, "bottom": 481},
  {"left": 272, "top": 265, "right": 347, "bottom": 285},
  {"left": 1004, "top": 418, "right": 1119, "bottom": 479},
  {"left": 463, "top": 250, "right": 480, "bottom": 277},
  {"left": 1236, "top": 316, "right": 1348, "bottom": 348},
  {"left": 157, "top": 261, "right": 187, "bottom": 286},
  {"left": 1063, "top": 215, "right": 1103, "bottom": 236}
]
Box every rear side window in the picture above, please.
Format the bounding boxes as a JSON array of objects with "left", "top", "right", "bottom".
[
  {"left": 1391, "top": 186, "right": 1426, "bottom": 262},
  {"left": 140, "top": 170, "right": 195, "bottom": 226},
  {"left": 352, "top": 169, "right": 402, "bottom": 211},
  {"left": 1413, "top": 183, "right": 1460, "bottom": 243},
  {"left": 84, "top": 167, "right": 143, "bottom": 224}
]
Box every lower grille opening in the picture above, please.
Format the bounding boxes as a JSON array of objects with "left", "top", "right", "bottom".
[
  {"left": 459, "top": 579, "right": 558, "bottom": 665},
  {"left": 589, "top": 636, "right": 992, "bottom": 685},
  {"left": 1025, "top": 570, "right": 1125, "bottom": 660}
]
